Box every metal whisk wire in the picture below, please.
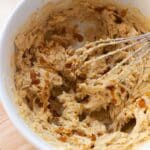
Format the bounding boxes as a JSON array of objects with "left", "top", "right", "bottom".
[{"left": 74, "top": 32, "right": 150, "bottom": 80}]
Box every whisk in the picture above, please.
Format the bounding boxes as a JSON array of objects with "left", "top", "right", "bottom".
[
  {"left": 68, "top": 32, "right": 150, "bottom": 128},
  {"left": 71, "top": 32, "right": 150, "bottom": 81},
  {"left": 68, "top": 32, "right": 150, "bottom": 112}
]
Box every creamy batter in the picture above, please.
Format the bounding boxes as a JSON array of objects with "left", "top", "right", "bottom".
[{"left": 14, "top": 0, "right": 150, "bottom": 149}]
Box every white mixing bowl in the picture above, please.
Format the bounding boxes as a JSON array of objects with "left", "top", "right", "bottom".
[{"left": 0, "top": 0, "right": 150, "bottom": 149}]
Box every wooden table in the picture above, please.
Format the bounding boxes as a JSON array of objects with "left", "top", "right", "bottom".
[
  {"left": 0, "top": 1, "right": 35, "bottom": 150},
  {"left": 0, "top": 104, "right": 35, "bottom": 150}
]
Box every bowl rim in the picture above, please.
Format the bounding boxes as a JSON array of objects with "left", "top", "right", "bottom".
[{"left": 0, "top": 0, "right": 55, "bottom": 150}]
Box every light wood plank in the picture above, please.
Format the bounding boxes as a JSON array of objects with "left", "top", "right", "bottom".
[{"left": 0, "top": 104, "right": 35, "bottom": 150}]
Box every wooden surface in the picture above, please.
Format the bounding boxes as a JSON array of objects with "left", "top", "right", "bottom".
[
  {"left": 0, "top": 104, "right": 35, "bottom": 150},
  {"left": 0, "top": 1, "right": 35, "bottom": 150}
]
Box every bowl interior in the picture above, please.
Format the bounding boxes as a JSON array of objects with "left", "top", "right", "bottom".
[{"left": 0, "top": 0, "right": 150, "bottom": 150}]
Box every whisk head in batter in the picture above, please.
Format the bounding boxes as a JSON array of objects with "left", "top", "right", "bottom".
[
  {"left": 70, "top": 32, "right": 150, "bottom": 80},
  {"left": 64, "top": 33, "right": 150, "bottom": 131},
  {"left": 65, "top": 33, "right": 150, "bottom": 103}
]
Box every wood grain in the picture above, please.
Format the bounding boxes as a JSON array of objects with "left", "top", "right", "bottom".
[{"left": 0, "top": 103, "right": 36, "bottom": 150}]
